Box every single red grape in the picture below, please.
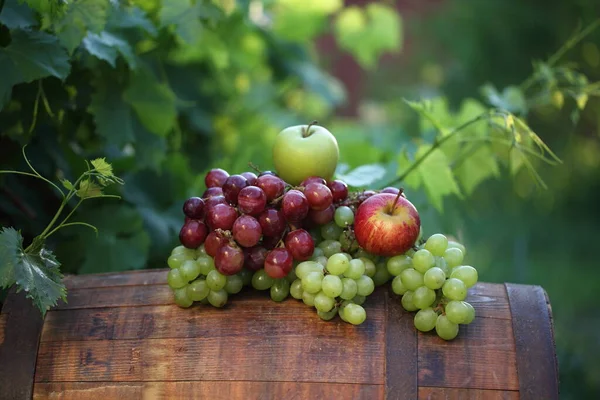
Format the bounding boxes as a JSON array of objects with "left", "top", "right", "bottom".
[
  {"left": 206, "top": 203, "right": 238, "bottom": 231},
  {"left": 222, "top": 175, "right": 248, "bottom": 205},
  {"left": 183, "top": 197, "right": 205, "bottom": 219},
  {"left": 282, "top": 190, "right": 309, "bottom": 222},
  {"left": 238, "top": 186, "right": 267, "bottom": 216},
  {"left": 179, "top": 220, "right": 208, "bottom": 249},
  {"left": 327, "top": 180, "right": 348, "bottom": 203},
  {"left": 301, "top": 176, "right": 327, "bottom": 186},
  {"left": 284, "top": 229, "right": 314, "bottom": 261},
  {"left": 205, "top": 231, "right": 227, "bottom": 257},
  {"left": 232, "top": 215, "right": 262, "bottom": 248},
  {"left": 245, "top": 246, "right": 268, "bottom": 271},
  {"left": 381, "top": 187, "right": 400, "bottom": 194},
  {"left": 308, "top": 204, "right": 335, "bottom": 225},
  {"left": 256, "top": 174, "right": 285, "bottom": 202},
  {"left": 258, "top": 208, "right": 286, "bottom": 237},
  {"left": 264, "top": 248, "right": 293, "bottom": 279},
  {"left": 205, "top": 168, "right": 229, "bottom": 188},
  {"left": 241, "top": 172, "right": 258, "bottom": 186},
  {"left": 202, "top": 187, "right": 223, "bottom": 198},
  {"left": 215, "top": 242, "right": 244, "bottom": 275},
  {"left": 205, "top": 195, "right": 227, "bottom": 210},
  {"left": 304, "top": 183, "right": 333, "bottom": 211},
  {"left": 259, "top": 170, "right": 277, "bottom": 177}
]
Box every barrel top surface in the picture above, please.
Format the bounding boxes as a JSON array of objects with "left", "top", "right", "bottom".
[{"left": 0, "top": 269, "right": 558, "bottom": 400}]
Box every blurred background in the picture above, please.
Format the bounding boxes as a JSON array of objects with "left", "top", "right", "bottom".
[{"left": 1, "top": 0, "right": 599, "bottom": 397}]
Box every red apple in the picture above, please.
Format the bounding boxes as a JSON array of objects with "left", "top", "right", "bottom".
[{"left": 354, "top": 193, "right": 420, "bottom": 256}]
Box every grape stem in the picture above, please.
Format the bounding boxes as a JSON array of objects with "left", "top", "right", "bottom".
[
  {"left": 248, "top": 162, "right": 263, "bottom": 175},
  {"left": 303, "top": 120, "right": 318, "bottom": 138}
]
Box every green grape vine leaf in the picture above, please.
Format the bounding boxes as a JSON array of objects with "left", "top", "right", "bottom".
[
  {"left": 52, "top": 0, "right": 110, "bottom": 54},
  {"left": 106, "top": 5, "right": 157, "bottom": 36},
  {"left": 159, "top": 0, "right": 204, "bottom": 44},
  {"left": 454, "top": 145, "right": 500, "bottom": 195},
  {"left": 0, "top": 0, "right": 37, "bottom": 28},
  {"left": 82, "top": 31, "right": 137, "bottom": 68},
  {"left": 0, "top": 29, "right": 71, "bottom": 111},
  {"left": 0, "top": 227, "right": 67, "bottom": 316},
  {"left": 335, "top": 163, "right": 387, "bottom": 188}
]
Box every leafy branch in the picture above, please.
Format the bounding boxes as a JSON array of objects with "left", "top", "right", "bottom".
[{"left": 0, "top": 148, "right": 123, "bottom": 315}]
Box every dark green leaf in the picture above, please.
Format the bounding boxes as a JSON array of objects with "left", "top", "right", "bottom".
[
  {"left": 159, "top": 0, "right": 203, "bottom": 44},
  {"left": 132, "top": 117, "right": 167, "bottom": 170},
  {"left": 82, "top": 31, "right": 137, "bottom": 68},
  {"left": 106, "top": 5, "right": 157, "bottom": 36},
  {"left": 336, "top": 164, "right": 387, "bottom": 188},
  {"left": 123, "top": 69, "right": 177, "bottom": 136},
  {"left": 53, "top": 0, "right": 110, "bottom": 54},
  {"left": 0, "top": 0, "right": 37, "bottom": 29},
  {"left": 0, "top": 227, "right": 66, "bottom": 315}
]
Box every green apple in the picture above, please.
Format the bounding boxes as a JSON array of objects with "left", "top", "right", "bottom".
[{"left": 272, "top": 123, "right": 339, "bottom": 185}]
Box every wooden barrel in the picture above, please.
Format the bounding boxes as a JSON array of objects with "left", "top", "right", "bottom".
[{"left": 0, "top": 269, "right": 559, "bottom": 400}]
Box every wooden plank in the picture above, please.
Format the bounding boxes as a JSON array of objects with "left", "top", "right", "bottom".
[
  {"left": 55, "top": 284, "right": 174, "bottom": 310},
  {"left": 418, "top": 387, "right": 519, "bottom": 399},
  {"left": 34, "top": 381, "right": 383, "bottom": 400},
  {"left": 41, "top": 293, "right": 385, "bottom": 342},
  {"left": 505, "top": 284, "right": 559, "bottom": 400},
  {"left": 63, "top": 269, "right": 168, "bottom": 290},
  {"left": 466, "top": 283, "right": 511, "bottom": 320},
  {"left": 0, "top": 313, "right": 7, "bottom": 346},
  {"left": 418, "top": 315, "right": 519, "bottom": 391},
  {"left": 385, "top": 290, "right": 417, "bottom": 400},
  {"left": 0, "top": 291, "right": 45, "bottom": 400}
]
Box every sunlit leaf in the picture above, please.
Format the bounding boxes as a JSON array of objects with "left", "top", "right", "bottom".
[
  {"left": 82, "top": 31, "right": 137, "bottom": 68},
  {"left": 454, "top": 145, "right": 500, "bottom": 195},
  {"left": 335, "top": 164, "right": 387, "bottom": 188},
  {"left": 53, "top": 0, "right": 110, "bottom": 54},
  {"left": 91, "top": 158, "right": 114, "bottom": 177},
  {"left": 77, "top": 179, "right": 103, "bottom": 198}
]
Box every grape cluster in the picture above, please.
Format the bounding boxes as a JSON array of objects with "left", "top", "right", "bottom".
[
  {"left": 389, "top": 234, "right": 477, "bottom": 340},
  {"left": 167, "top": 167, "right": 479, "bottom": 339}
]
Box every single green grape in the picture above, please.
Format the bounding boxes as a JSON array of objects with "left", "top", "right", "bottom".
[
  {"left": 352, "top": 295, "right": 366, "bottom": 305},
  {"left": 252, "top": 269, "right": 275, "bottom": 290},
  {"left": 435, "top": 257, "right": 449, "bottom": 276},
  {"left": 355, "top": 275, "right": 375, "bottom": 296},
  {"left": 445, "top": 300, "right": 470, "bottom": 324},
  {"left": 225, "top": 275, "right": 244, "bottom": 294},
  {"left": 296, "top": 261, "right": 323, "bottom": 280},
  {"left": 171, "top": 246, "right": 196, "bottom": 260},
  {"left": 361, "top": 257, "right": 376, "bottom": 278},
  {"left": 311, "top": 247, "right": 325, "bottom": 259},
  {"left": 401, "top": 291, "right": 418, "bottom": 312},
  {"left": 443, "top": 248, "right": 464, "bottom": 268},
  {"left": 317, "top": 307, "right": 338, "bottom": 321},
  {"left": 322, "top": 275, "right": 343, "bottom": 298},
  {"left": 387, "top": 255, "right": 412, "bottom": 276},
  {"left": 341, "top": 252, "right": 353, "bottom": 262},
  {"left": 207, "top": 289, "right": 228, "bottom": 308},
  {"left": 180, "top": 260, "right": 201, "bottom": 282},
  {"left": 442, "top": 278, "right": 467, "bottom": 301},
  {"left": 270, "top": 279, "right": 290, "bottom": 302},
  {"left": 321, "top": 222, "right": 344, "bottom": 241},
  {"left": 290, "top": 279, "right": 304, "bottom": 299},
  {"left": 326, "top": 253, "right": 350, "bottom": 275},
  {"left": 344, "top": 303, "right": 367, "bottom": 325},
  {"left": 463, "top": 301, "right": 476, "bottom": 324},
  {"left": 187, "top": 279, "right": 210, "bottom": 301},
  {"left": 436, "top": 315, "right": 459, "bottom": 340},
  {"left": 302, "top": 290, "right": 317, "bottom": 306},
  {"left": 206, "top": 269, "right": 227, "bottom": 291},
  {"left": 391, "top": 275, "right": 408, "bottom": 295},
  {"left": 167, "top": 268, "right": 187, "bottom": 289},
  {"left": 286, "top": 266, "right": 298, "bottom": 283},
  {"left": 447, "top": 240, "right": 466, "bottom": 256},
  {"left": 413, "top": 286, "right": 437, "bottom": 309},
  {"left": 315, "top": 256, "right": 328, "bottom": 267},
  {"left": 334, "top": 206, "right": 355, "bottom": 227},
  {"left": 414, "top": 308, "right": 438, "bottom": 332},
  {"left": 372, "top": 262, "right": 393, "bottom": 286},
  {"left": 320, "top": 240, "right": 343, "bottom": 258},
  {"left": 302, "top": 271, "right": 324, "bottom": 294},
  {"left": 412, "top": 249, "right": 435, "bottom": 273},
  {"left": 195, "top": 245, "right": 207, "bottom": 258},
  {"left": 354, "top": 248, "right": 374, "bottom": 260},
  {"left": 450, "top": 265, "right": 478, "bottom": 288},
  {"left": 174, "top": 286, "right": 193, "bottom": 308},
  {"left": 238, "top": 268, "right": 253, "bottom": 286},
  {"left": 167, "top": 253, "right": 186, "bottom": 269},
  {"left": 423, "top": 267, "right": 446, "bottom": 290},
  {"left": 197, "top": 256, "right": 216, "bottom": 276},
  {"left": 400, "top": 268, "right": 424, "bottom": 291},
  {"left": 339, "top": 278, "right": 358, "bottom": 300},
  {"left": 314, "top": 291, "right": 335, "bottom": 312},
  {"left": 424, "top": 233, "right": 448, "bottom": 256},
  {"left": 338, "top": 300, "right": 351, "bottom": 322},
  {"left": 345, "top": 259, "right": 366, "bottom": 279}
]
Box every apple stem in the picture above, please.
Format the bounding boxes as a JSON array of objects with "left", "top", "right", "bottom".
[
  {"left": 303, "top": 120, "right": 318, "bottom": 138},
  {"left": 392, "top": 188, "right": 404, "bottom": 210}
]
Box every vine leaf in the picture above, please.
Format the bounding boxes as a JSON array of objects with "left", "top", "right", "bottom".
[
  {"left": 91, "top": 158, "right": 114, "bottom": 177},
  {"left": 53, "top": 0, "right": 110, "bottom": 54},
  {"left": 82, "top": 31, "right": 137, "bottom": 69},
  {"left": 454, "top": 145, "right": 500, "bottom": 195},
  {"left": 335, "top": 164, "right": 386, "bottom": 188},
  {"left": 0, "top": 29, "right": 71, "bottom": 111},
  {"left": 106, "top": 5, "right": 157, "bottom": 36},
  {"left": 61, "top": 179, "right": 74, "bottom": 191},
  {"left": 0, "top": 0, "right": 37, "bottom": 29},
  {"left": 159, "top": 0, "right": 204, "bottom": 44},
  {"left": 0, "top": 227, "right": 67, "bottom": 316},
  {"left": 76, "top": 179, "right": 103, "bottom": 198}
]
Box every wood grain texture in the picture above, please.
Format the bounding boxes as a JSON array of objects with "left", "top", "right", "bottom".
[
  {"left": 418, "top": 387, "right": 519, "bottom": 400},
  {"left": 418, "top": 315, "right": 519, "bottom": 390},
  {"left": 0, "top": 313, "right": 7, "bottom": 346},
  {"left": 34, "top": 381, "right": 383, "bottom": 400},
  {"left": 505, "top": 284, "right": 559, "bottom": 400},
  {"left": 465, "top": 283, "right": 511, "bottom": 320},
  {"left": 55, "top": 285, "right": 173, "bottom": 310},
  {"left": 385, "top": 290, "right": 417, "bottom": 400},
  {"left": 63, "top": 269, "right": 167, "bottom": 290},
  {"left": 0, "top": 291, "right": 45, "bottom": 400}
]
